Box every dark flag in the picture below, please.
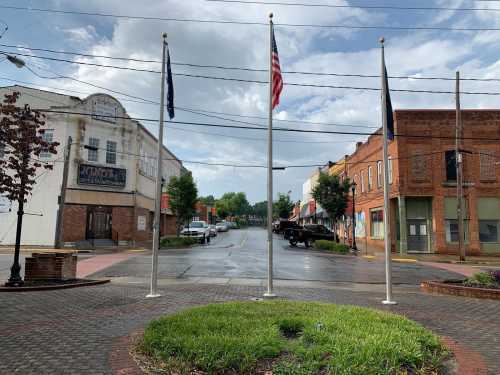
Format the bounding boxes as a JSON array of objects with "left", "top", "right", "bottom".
[
  {"left": 166, "top": 47, "right": 174, "bottom": 120},
  {"left": 383, "top": 66, "right": 394, "bottom": 140},
  {"left": 271, "top": 24, "right": 283, "bottom": 110}
]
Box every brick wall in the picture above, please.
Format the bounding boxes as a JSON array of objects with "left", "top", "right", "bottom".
[
  {"left": 25, "top": 253, "right": 77, "bottom": 281},
  {"left": 134, "top": 207, "right": 152, "bottom": 242},
  {"left": 61, "top": 205, "right": 87, "bottom": 242},
  {"left": 112, "top": 207, "right": 134, "bottom": 242},
  {"left": 161, "top": 214, "right": 177, "bottom": 236}
]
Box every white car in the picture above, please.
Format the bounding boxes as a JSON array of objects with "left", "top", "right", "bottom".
[
  {"left": 216, "top": 222, "right": 229, "bottom": 232},
  {"left": 181, "top": 221, "right": 211, "bottom": 244},
  {"left": 209, "top": 224, "right": 218, "bottom": 237}
]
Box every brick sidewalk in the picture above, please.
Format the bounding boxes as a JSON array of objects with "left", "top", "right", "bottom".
[{"left": 0, "top": 283, "right": 499, "bottom": 374}]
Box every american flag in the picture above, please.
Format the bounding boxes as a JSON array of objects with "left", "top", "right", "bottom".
[{"left": 271, "top": 25, "right": 283, "bottom": 110}]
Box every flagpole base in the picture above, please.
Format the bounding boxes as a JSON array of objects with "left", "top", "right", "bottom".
[
  {"left": 382, "top": 300, "right": 397, "bottom": 305},
  {"left": 146, "top": 293, "right": 162, "bottom": 298},
  {"left": 263, "top": 292, "right": 277, "bottom": 299}
]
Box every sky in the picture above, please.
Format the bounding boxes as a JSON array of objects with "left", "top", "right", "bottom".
[{"left": 1, "top": 0, "right": 500, "bottom": 203}]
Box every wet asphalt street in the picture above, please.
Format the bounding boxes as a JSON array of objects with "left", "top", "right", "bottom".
[{"left": 92, "top": 227, "right": 461, "bottom": 284}]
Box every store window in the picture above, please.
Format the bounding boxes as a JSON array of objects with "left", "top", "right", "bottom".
[
  {"left": 477, "top": 197, "right": 500, "bottom": 243},
  {"left": 479, "top": 220, "right": 498, "bottom": 242},
  {"left": 445, "top": 150, "right": 457, "bottom": 181},
  {"left": 370, "top": 208, "right": 384, "bottom": 239},
  {"left": 88, "top": 137, "right": 99, "bottom": 162},
  {"left": 444, "top": 197, "right": 469, "bottom": 243},
  {"left": 106, "top": 141, "right": 117, "bottom": 164},
  {"left": 368, "top": 166, "right": 373, "bottom": 191},
  {"left": 40, "top": 129, "right": 54, "bottom": 159}
]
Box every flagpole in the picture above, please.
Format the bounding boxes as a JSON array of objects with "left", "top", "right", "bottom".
[
  {"left": 380, "top": 37, "right": 396, "bottom": 305},
  {"left": 264, "top": 12, "right": 276, "bottom": 298},
  {"left": 147, "top": 32, "right": 167, "bottom": 298}
]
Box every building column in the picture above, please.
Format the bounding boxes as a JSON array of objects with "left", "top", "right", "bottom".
[{"left": 398, "top": 196, "right": 407, "bottom": 254}]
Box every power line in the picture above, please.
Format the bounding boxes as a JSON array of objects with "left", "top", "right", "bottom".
[
  {"left": 3, "top": 42, "right": 500, "bottom": 82},
  {"left": 206, "top": 0, "right": 500, "bottom": 12},
  {"left": 6, "top": 50, "right": 500, "bottom": 96},
  {"left": 2, "top": 4, "right": 500, "bottom": 31}
]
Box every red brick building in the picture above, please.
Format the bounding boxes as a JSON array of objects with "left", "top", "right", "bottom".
[{"left": 346, "top": 109, "right": 500, "bottom": 256}]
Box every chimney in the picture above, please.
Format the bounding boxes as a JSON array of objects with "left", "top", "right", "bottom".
[{"left": 356, "top": 142, "right": 363, "bottom": 150}]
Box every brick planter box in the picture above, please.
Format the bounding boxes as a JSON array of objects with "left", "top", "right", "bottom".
[
  {"left": 421, "top": 280, "right": 500, "bottom": 300},
  {"left": 25, "top": 253, "right": 77, "bottom": 282}
]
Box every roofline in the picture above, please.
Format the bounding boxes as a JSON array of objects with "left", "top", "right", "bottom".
[
  {"left": 1, "top": 84, "right": 82, "bottom": 101},
  {"left": 395, "top": 108, "right": 500, "bottom": 112}
]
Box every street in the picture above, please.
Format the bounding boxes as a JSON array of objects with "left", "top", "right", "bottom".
[{"left": 91, "top": 227, "right": 461, "bottom": 284}]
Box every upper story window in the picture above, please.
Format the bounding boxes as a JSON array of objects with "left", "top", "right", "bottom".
[
  {"left": 368, "top": 166, "right": 373, "bottom": 191},
  {"left": 88, "top": 137, "right": 99, "bottom": 162},
  {"left": 480, "top": 150, "right": 496, "bottom": 182},
  {"left": 445, "top": 150, "right": 457, "bottom": 181},
  {"left": 361, "top": 171, "right": 365, "bottom": 193},
  {"left": 40, "top": 129, "right": 54, "bottom": 159},
  {"left": 388, "top": 157, "right": 393, "bottom": 184},
  {"left": 106, "top": 141, "right": 117, "bottom": 164},
  {"left": 377, "top": 161, "right": 382, "bottom": 188},
  {"left": 411, "top": 151, "right": 428, "bottom": 182}
]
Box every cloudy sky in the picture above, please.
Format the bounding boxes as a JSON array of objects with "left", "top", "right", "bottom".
[{"left": 1, "top": 0, "right": 500, "bottom": 203}]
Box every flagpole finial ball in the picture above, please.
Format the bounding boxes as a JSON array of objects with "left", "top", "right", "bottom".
[
  {"left": 162, "top": 32, "right": 168, "bottom": 39},
  {"left": 269, "top": 12, "right": 273, "bottom": 19},
  {"left": 379, "top": 37, "right": 385, "bottom": 44}
]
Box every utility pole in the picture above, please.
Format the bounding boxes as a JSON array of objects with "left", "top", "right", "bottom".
[
  {"left": 456, "top": 71, "right": 466, "bottom": 262},
  {"left": 54, "top": 136, "right": 72, "bottom": 249},
  {"left": 147, "top": 33, "right": 167, "bottom": 298}
]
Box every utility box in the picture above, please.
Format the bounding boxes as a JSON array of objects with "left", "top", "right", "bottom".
[{"left": 24, "top": 253, "right": 77, "bottom": 281}]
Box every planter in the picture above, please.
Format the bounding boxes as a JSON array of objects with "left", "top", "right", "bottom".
[{"left": 421, "top": 280, "right": 500, "bottom": 300}]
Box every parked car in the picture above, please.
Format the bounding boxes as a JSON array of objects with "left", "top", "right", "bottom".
[
  {"left": 273, "top": 219, "right": 301, "bottom": 234},
  {"left": 180, "top": 221, "right": 211, "bottom": 244},
  {"left": 227, "top": 221, "right": 239, "bottom": 229},
  {"left": 285, "top": 224, "right": 336, "bottom": 247},
  {"left": 216, "top": 222, "right": 229, "bottom": 232},
  {"left": 209, "top": 224, "right": 217, "bottom": 237}
]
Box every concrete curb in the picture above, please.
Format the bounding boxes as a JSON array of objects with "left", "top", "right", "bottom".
[{"left": 0, "top": 279, "right": 110, "bottom": 292}]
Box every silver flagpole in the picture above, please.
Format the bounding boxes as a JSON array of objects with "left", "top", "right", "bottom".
[
  {"left": 147, "top": 32, "right": 167, "bottom": 298},
  {"left": 264, "top": 12, "right": 276, "bottom": 298},
  {"left": 380, "top": 37, "right": 396, "bottom": 305}
]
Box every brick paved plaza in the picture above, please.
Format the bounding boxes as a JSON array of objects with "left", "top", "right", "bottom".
[{"left": 1, "top": 282, "right": 499, "bottom": 375}]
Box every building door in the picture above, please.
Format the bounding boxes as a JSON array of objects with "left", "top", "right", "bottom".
[
  {"left": 407, "top": 219, "right": 428, "bottom": 252},
  {"left": 87, "top": 206, "right": 112, "bottom": 239}
]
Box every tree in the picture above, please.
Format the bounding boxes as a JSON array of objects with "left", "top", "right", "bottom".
[
  {"left": 0, "top": 92, "right": 59, "bottom": 286},
  {"left": 274, "top": 193, "right": 294, "bottom": 219},
  {"left": 199, "top": 195, "right": 215, "bottom": 206},
  {"left": 252, "top": 201, "right": 267, "bottom": 219},
  {"left": 312, "top": 173, "right": 351, "bottom": 242},
  {"left": 167, "top": 172, "right": 198, "bottom": 235},
  {"left": 215, "top": 192, "right": 250, "bottom": 218}
]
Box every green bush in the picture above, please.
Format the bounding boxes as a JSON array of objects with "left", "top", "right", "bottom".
[
  {"left": 314, "top": 240, "right": 350, "bottom": 254},
  {"left": 160, "top": 236, "right": 198, "bottom": 249},
  {"left": 464, "top": 271, "right": 498, "bottom": 288}
]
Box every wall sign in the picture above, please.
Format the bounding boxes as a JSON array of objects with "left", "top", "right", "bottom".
[
  {"left": 137, "top": 216, "right": 146, "bottom": 231},
  {"left": 92, "top": 100, "right": 117, "bottom": 123},
  {"left": 78, "top": 164, "right": 126, "bottom": 188}
]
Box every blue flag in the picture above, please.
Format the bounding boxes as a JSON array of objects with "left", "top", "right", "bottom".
[
  {"left": 384, "top": 67, "right": 394, "bottom": 140},
  {"left": 166, "top": 47, "right": 174, "bottom": 120}
]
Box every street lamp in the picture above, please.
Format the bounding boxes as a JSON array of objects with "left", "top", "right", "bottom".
[{"left": 351, "top": 182, "right": 357, "bottom": 252}]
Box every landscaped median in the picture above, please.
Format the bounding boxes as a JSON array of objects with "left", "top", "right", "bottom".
[
  {"left": 313, "top": 240, "right": 350, "bottom": 254},
  {"left": 135, "top": 301, "right": 450, "bottom": 374},
  {"left": 159, "top": 236, "right": 199, "bottom": 249}
]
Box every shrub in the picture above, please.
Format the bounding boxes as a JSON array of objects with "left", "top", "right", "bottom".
[
  {"left": 464, "top": 271, "right": 497, "bottom": 288},
  {"left": 314, "top": 240, "right": 350, "bottom": 254},
  {"left": 160, "top": 236, "right": 198, "bottom": 249}
]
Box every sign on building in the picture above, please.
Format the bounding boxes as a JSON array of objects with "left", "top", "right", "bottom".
[
  {"left": 137, "top": 215, "right": 146, "bottom": 231},
  {"left": 78, "top": 164, "right": 126, "bottom": 188},
  {"left": 92, "top": 100, "right": 117, "bottom": 123}
]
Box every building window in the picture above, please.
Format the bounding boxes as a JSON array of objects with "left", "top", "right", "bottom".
[
  {"left": 445, "top": 150, "right": 457, "bottom": 181},
  {"left": 377, "top": 161, "right": 382, "bottom": 188},
  {"left": 40, "top": 129, "right": 54, "bottom": 159},
  {"left": 106, "top": 141, "right": 117, "bottom": 164},
  {"left": 370, "top": 209, "right": 384, "bottom": 239},
  {"left": 444, "top": 197, "right": 469, "bottom": 244},
  {"left": 353, "top": 174, "right": 359, "bottom": 195},
  {"left": 480, "top": 150, "right": 496, "bottom": 182},
  {"left": 479, "top": 220, "right": 498, "bottom": 243},
  {"left": 388, "top": 157, "right": 393, "bottom": 184},
  {"left": 445, "top": 219, "right": 469, "bottom": 243},
  {"left": 361, "top": 171, "right": 365, "bottom": 193},
  {"left": 88, "top": 137, "right": 99, "bottom": 162},
  {"left": 368, "top": 166, "right": 373, "bottom": 191}
]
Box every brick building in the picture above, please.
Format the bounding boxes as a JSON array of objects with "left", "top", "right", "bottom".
[
  {"left": 345, "top": 109, "right": 500, "bottom": 256},
  {"left": 0, "top": 85, "right": 185, "bottom": 247}
]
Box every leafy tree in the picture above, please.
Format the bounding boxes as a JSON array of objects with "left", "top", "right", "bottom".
[
  {"left": 312, "top": 173, "right": 351, "bottom": 242},
  {"left": 274, "top": 193, "right": 294, "bottom": 219},
  {"left": 167, "top": 172, "right": 198, "bottom": 235},
  {"left": 215, "top": 192, "right": 250, "bottom": 218},
  {"left": 0, "top": 92, "right": 59, "bottom": 285},
  {"left": 199, "top": 195, "right": 215, "bottom": 206},
  {"left": 252, "top": 201, "right": 267, "bottom": 219}
]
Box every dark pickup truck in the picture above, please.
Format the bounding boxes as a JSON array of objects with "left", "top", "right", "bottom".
[
  {"left": 285, "top": 224, "right": 336, "bottom": 247},
  {"left": 272, "top": 219, "right": 301, "bottom": 234}
]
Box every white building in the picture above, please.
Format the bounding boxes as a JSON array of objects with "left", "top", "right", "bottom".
[{"left": 0, "top": 85, "right": 186, "bottom": 247}]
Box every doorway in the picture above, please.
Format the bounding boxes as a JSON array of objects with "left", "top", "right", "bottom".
[
  {"left": 86, "top": 206, "right": 112, "bottom": 239},
  {"left": 407, "top": 219, "right": 428, "bottom": 252}
]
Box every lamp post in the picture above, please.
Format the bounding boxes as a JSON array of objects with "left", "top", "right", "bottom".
[{"left": 351, "top": 182, "right": 357, "bottom": 252}]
